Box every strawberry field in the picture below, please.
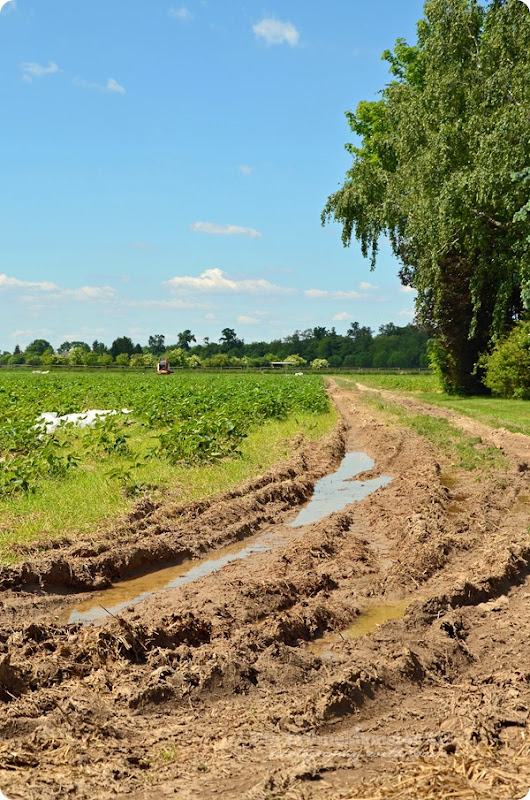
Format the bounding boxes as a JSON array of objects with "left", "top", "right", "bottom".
[{"left": 0, "top": 371, "right": 330, "bottom": 500}]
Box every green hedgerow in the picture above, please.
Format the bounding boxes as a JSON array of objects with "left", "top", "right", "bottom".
[{"left": 481, "top": 322, "right": 530, "bottom": 399}]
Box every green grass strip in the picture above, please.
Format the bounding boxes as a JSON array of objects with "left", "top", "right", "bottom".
[
  {"left": 0, "top": 407, "right": 337, "bottom": 565},
  {"left": 358, "top": 390, "right": 505, "bottom": 472},
  {"left": 338, "top": 373, "right": 530, "bottom": 439}
]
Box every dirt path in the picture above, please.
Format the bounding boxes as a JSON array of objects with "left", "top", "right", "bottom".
[{"left": 1, "top": 382, "right": 530, "bottom": 799}]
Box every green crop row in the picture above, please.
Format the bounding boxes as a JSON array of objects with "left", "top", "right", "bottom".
[{"left": 0, "top": 372, "right": 329, "bottom": 499}]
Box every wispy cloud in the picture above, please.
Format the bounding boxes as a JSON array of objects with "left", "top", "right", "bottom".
[
  {"left": 359, "top": 281, "right": 379, "bottom": 290},
  {"left": 61, "top": 327, "right": 106, "bottom": 339},
  {"left": 237, "top": 315, "right": 259, "bottom": 324},
  {"left": 190, "top": 222, "right": 262, "bottom": 238},
  {"left": 125, "top": 297, "right": 206, "bottom": 309},
  {"left": 238, "top": 165, "right": 253, "bottom": 176},
  {"left": 165, "top": 268, "right": 293, "bottom": 296},
  {"left": 333, "top": 312, "right": 352, "bottom": 321},
  {"left": 0, "top": 273, "right": 58, "bottom": 291},
  {"left": 253, "top": 18, "right": 299, "bottom": 46},
  {"left": 106, "top": 77, "right": 126, "bottom": 94},
  {"left": 398, "top": 310, "right": 414, "bottom": 319},
  {"left": 21, "top": 61, "right": 59, "bottom": 82},
  {"left": 169, "top": 6, "right": 192, "bottom": 21},
  {"left": 21, "top": 286, "right": 116, "bottom": 305},
  {"left": 1, "top": 273, "right": 116, "bottom": 304},
  {"left": 305, "top": 288, "right": 362, "bottom": 300},
  {"left": 130, "top": 241, "right": 150, "bottom": 250},
  {"left": 10, "top": 328, "right": 53, "bottom": 340},
  {"left": 65, "top": 286, "right": 115, "bottom": 301},
  {"left": 72, "top": 76, "right": 126, "bottom": 94}
]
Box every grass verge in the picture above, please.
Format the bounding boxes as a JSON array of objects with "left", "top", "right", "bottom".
[
  {"left": 358, "top": 391, "right": 505, "bottom": 472},
  {"left": 337, "top": 372, "right": 441, "bottom": 393},
  {"left": 0, "top": 408, "right": 337, "bottom": 565},
  {"left": 338, "top": 373, "right": 530, "bottom": 438}
]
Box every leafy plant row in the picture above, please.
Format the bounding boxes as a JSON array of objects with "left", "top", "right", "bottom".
[{"left": 0, "top": 372, "right": 329, "bottom": 498}]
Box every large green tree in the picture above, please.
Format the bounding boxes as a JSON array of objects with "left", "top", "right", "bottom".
[
  {"left": 177, "top": 330, "right": 196, "bottom": 351},
  {"left": 322, "top": 0, "right": 530, "bottom": 392},
  {"left": 148, "top": 334, "right": 165, "bottom": 355},
  {"left": 110, "top": 336, "right": 136, "bottom": 359},
  {"left": 25, "top": 339, "right": 53, "bottom": 356}
]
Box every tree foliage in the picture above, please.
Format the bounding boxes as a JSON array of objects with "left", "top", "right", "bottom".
[
  {"left": 25, "top": 339, "right": 53, "bottom": 356},
  {"left": 148, "top": 334, "right": 165, "bottom": 355},
  {"left": 177, "top": 330, "right": 196, "bottom": 351},
  {"left": 322, "top": 0, "right": 530, "bottom": 393},
  {"left": 1, "top": 323, "right": 430, "bottom": 369},
  {"left": 58, "top": 341, "right": 90, "bottom": 354},
  {"left": 110, "top": 337, "right": 136, "bottom": 359},
  {"left": 481, "top": 321, "right": 530, "bottom": 398}
]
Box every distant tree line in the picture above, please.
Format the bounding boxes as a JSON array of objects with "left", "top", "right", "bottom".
[{"left": 0, "top": 323, "right": 429, "bottom": 369}]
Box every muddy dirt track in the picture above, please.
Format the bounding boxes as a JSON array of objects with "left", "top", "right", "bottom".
[{"left": 2, "top": 380, "right": 530, "bottom": 799}]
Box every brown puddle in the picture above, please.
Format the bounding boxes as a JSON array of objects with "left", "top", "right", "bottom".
[
  {"left": 290, "top": 452, "right": 391, "bottom": 527},
  {"left": 309, "top": 598, "right": 415, "bottom": 658},
  {"left": 512, "top": 494, "right": 530, "bottom": 514},
  {"left": 448, "top": 493, "right": 469, "bottom": 514},
  {"left": 441, "top": 474, "right": 469, "bottom": 514},
  {"left": 65, "top": 450, "right": 393, "bottom": 626},
  {"left": 440, "top": 473, "right": 458, "bottom": 489},
  {"left": 64, "top": 531, "right": 286, "bottom": 625}
]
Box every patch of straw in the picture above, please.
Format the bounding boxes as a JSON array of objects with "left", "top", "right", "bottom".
[{"left": 352, "top": 734, "right": 530, "bottom": 800}]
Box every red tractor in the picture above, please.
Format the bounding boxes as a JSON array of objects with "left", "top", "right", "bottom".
[{"left": 156, "top": 358, "right": 171, "bottom": 375}]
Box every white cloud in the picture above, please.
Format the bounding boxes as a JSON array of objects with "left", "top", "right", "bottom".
[
  {"left": 400, "top": 285, "right": 416, "bottom": 293},
  {"left": 165, "top": 268, "right": 293, "bottom": 296},
  {"left": 190, "top": 221, "right": 262, "bottom": 238},
  {"left": 305, "top": 288, "right": 362, "bottom": 300},
  {"left": 61, "top": 327, "right": 106, "bottom": 339},
  {"left": 66, "top": 286, "right": 115, "bottom": 301},
  {"left": 397, "top": 310, "right": 415, "bottom": 319},
  {"left": 72, "top": 77, "right": 98, "bottom": 90},
  {"left": 21, "top": 61, "right": 59, "bottom": 82},
  {"left": 73, "top": 76, "right": 126, "bottom": 94},
  {"left": 1, "top": 273, "right": 116, "bottom": 305},
  {"left": 169, "top": 6, "right": 192, "bottom": 21},
  {"left": 238, "top": 165, "right": 253, "bottom": 176},
  {"left": 106, "top": 77, "right": 126, "bottom": 95},
  {"left": 21, "top": 286, "right": 116, "bottom": 304},
  {"left": 333, "top": 312, "right": 352, "bottom": 321},
  {"left": 253, "top": 18, "right": 299, "bottom": 46},
  {"left": 237, "top": 315, "right": 259, "bottom": 324},
  {"left": 0, "top": 273, "right": 58, "bottom": 291},
  {"left": 10, "top": 328, "right": 53, "bottom": 340},
  {"left": 130, "top": 241, "right": 150, "bottom": 249},
  {"left": 126, "top": 298, "right": 206, "bottom": 309},
  {"left": 359, "top": 281, "right": 379, "bottom": 290}
]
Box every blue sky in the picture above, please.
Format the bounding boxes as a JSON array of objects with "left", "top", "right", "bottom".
[{"left": 0, "top": 0, "right": 425, "bottom": 351}]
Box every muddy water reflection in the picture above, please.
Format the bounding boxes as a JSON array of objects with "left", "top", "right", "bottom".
[
  {"left": 67, "top": 450, "right": 392, "bottom": 625},
  {"left": 67, "top": 534, "right": 282, "bottom": 624},
  {"left": 290, "top": 452, "right": 391, "bottom": 527},
  {"left": 310, "top": 598, "right": 415, "bottom": 658}
]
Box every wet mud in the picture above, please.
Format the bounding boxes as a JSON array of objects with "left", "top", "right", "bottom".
[
  {"left": 68, "top": 450, "right": 389, "bottom": 625},
  {"left": 1, "top": 380, "right": 530, "bottom": 799},
  {"left": 290, "top": 451, "right": 391, "bottom": 527}
]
